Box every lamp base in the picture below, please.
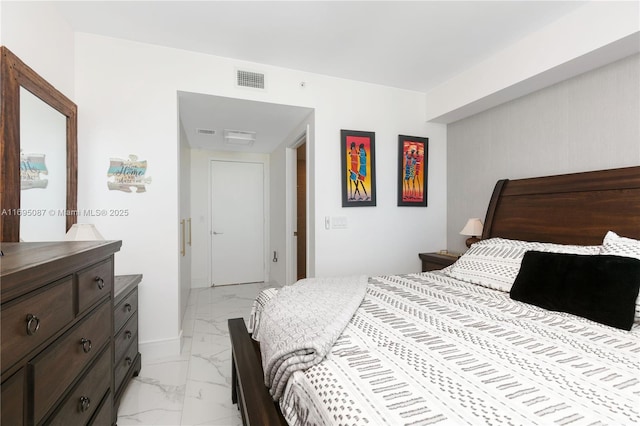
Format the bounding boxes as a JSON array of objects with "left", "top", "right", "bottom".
[{"left": 465, "top": 237, "right": 480, "bottom": 248}]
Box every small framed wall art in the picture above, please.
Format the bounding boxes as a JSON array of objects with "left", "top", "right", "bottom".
[
  {"left": 341, "top": 129, "right": 376, "bottom": 207},
  {"left": 107, "top": 154, "right": 152, "bottom": 193},
  {"left": 397, "top": 135, "right": 428, "bottom": 207}
]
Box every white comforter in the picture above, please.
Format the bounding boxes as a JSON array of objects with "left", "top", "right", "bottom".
[
  {"left": 255, "top": 275, "right": 368, "bottom": 400},
  {"left": 252, "top": 271, "right": 640, "bottom": 425}
]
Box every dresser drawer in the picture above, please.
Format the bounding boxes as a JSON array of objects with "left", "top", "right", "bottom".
[
  {"left": 115, "top": 314, "right": 138, "bottom": 364},
  {"left": 31, "top": 301, "right": 111, "bottom": 424},
  {"left": 1, "top": 278, "right": 74, "bottom": 371},
  {"left": 1, "top": 369, "right": 24, "bottom": 425},
  {"left": 77, "top": 259, "right": 113, "bottom": 313},
  {"left": 47, "top": 347, "right": 110, "bottom": 426},
  {"left": 88, "top": 390, "right": 112, "bottom": 426},
  {"left": 115, "top": 337, "right": 139, "bottom": 392},
  {"left": 114, "top": 288, "right": 137, "bottom": 334}
]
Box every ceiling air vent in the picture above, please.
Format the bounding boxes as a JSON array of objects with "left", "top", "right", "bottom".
[
  {"left": 224, "top": 129, "right": 256, "bottom": 147},
  {"left": 236, "top": 69, "right": 265, "bottom": 89}
]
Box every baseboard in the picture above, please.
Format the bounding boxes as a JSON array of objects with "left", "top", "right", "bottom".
[
  {"left": 139, "top": 330, "right": 183, "bottom": 361},
  {"left": 191, "top": 277, "right": 210, "bottom": 288}
]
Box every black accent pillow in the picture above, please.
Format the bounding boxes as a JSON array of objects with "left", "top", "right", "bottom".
[{"left": 510, "top": 251, "right": 640, "bottom": 330}]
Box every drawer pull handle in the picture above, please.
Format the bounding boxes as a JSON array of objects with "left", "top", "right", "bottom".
[
  {"left": 124, "top": 303, "right": 132, "bottom": 313},
  {"left": 79, "top": 396, "right": 91, "bottom": 412},
  {"left": 125, "top": 330, "right": 132, "bottom": 339},
  {"left": 26, "top": 314, "right": 40, "bottom": 335},
  {"left": 125, "top": 356, "right": 132, "bottom": 366},
  {"left": 95, "top": 277, "right": 105, "bottom": 290},
  {"left": 80, "top": 338, "right": 92, "bottom": 353}
]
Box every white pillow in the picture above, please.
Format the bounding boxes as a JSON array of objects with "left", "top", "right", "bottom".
[
  {"left": 600, "top": 231, "right": 640, "bottom": 260},
  {"left": 444, "top": 237, "right": 601, "bottom": 292},
  {"left": 600, "top": 231, "right": 640, "bottom": 321}
]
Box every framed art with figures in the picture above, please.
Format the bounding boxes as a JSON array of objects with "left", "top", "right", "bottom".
[
  {"left": 341, "top": 130, "right": 376, "bottom": 207},
  {"left": 397, "top": 135, "right": 428, "bottom": 207}
]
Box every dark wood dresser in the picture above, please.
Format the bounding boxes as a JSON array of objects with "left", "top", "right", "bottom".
[
  {"left": 113, "top": 274, "right": 142, "bottom": 418},
  {"left": 1, "top": 240, "right": 121, "bottom": 426}
]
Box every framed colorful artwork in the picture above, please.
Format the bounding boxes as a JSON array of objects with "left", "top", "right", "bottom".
[
  {"left": 397, "top": 135, "right": 428, "bottom": 207},
  {"left": 341, "top": 130, "right": 376, "bottom": 207}
]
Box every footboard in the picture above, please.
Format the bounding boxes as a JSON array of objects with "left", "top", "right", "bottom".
[{"left": 228, "top": 318, "right": 288, "bottom": 426}]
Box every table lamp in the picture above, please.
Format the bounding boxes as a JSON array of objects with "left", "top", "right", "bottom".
[
  {"left": 65, "top": 224, "right": 104, "bottom": 241},
  {"left": 460, "top": 218, "right": 483, "bottom": 248}
]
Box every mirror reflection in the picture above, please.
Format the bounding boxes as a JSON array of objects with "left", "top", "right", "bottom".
[{"left": 19, "top": 87, "right": 67, "bottom": 241}]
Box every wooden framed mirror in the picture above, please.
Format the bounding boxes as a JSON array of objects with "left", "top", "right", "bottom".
[{"left": 1, "top": 46, "right": 77, "bottom": 242}]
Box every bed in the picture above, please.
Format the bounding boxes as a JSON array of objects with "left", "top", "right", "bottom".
[{"left": 228, "top": 165, "right": 640, "bottom": 426}]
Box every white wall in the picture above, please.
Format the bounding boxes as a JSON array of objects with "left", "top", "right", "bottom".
[
  {"left": 312, "top": 91, "right": 447, "bottom": 277},
  {"left": 446, "top": 53, "right": 640, "bottom": 254},
  {"left": 190, "top": 149, "right": 270, "bottom": 288},
  {"left": 74, "top": 33, "right": 447, "bottom": 358},
  {"left": 0, "top": 1, "right": 75, "bottom": 98}
]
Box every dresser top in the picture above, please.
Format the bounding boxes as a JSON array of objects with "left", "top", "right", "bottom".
[
  {"left": 114, "top": 274, "right": 143, "bottom": 303},
  {"left": 1, "top": 240, "right": 122, "bottom": 302}
]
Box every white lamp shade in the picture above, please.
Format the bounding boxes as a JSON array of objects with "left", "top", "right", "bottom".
[
  {"left": 65, "top": 224, "right": 104, "bottom": 241},
  {"left": 460, "top": 218, "right": 483, "bottom": 237}
]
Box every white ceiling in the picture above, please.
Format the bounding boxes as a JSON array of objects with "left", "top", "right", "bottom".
[
  {"left": 178, "top": 92, "right": 313, "bottom": 153},
  {"left": 53, "top": 1, "right": 587, "bottom": 152}
]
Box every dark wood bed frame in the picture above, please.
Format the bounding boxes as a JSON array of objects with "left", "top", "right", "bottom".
[{"left": 228, "top": 165, "right": 640, "bottom": 426}]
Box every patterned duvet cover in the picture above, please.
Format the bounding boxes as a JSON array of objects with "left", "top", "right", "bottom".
[{"left": 252, "top": 271, "right": 640, "bottom": 426}]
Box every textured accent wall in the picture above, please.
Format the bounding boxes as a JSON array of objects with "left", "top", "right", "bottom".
[{"left": 447, "top": 53, "right": 640, "bottom": 253}]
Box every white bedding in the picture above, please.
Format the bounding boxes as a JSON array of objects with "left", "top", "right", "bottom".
[
  {"left": 252, "top": 271, "right": 640, "bottom": 426},
  {"left": 255, "top": 275, "right": 368, "bottom": 400}
]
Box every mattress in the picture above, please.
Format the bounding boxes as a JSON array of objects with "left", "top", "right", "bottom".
[{"left": 254, "top": 271, "right": 640, "bottom": 426}]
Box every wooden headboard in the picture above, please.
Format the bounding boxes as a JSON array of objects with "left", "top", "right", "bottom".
[{"left": 482, "top": 166, "right": 640, "bottom": 245}]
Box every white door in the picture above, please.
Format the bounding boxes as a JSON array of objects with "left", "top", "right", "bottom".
[{"left": 210, "top": 160, "right": 264, "bottom": 285}]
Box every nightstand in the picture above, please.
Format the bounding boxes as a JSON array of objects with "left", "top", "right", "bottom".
[{"left": 419, "top": 252, "right": 459, "bottom": 272}]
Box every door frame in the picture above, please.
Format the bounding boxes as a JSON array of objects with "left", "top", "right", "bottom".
[
  {"left": 208, "top": 155, "right": 270, "bottom": 286},
  {"left": 286, "top": 130, "right": 308, "bottom": 285}
]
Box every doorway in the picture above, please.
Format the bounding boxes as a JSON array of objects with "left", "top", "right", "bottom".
[
  {"left": 210, "top": 160, "right": 265, "bottom": 286},
  {"left": 296, "top": 143, "right": 307, "bottom": 280}
]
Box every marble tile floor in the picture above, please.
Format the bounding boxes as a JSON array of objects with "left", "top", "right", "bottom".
[{"left": 116, "top": 282, "right": 278, "bottom": 426}]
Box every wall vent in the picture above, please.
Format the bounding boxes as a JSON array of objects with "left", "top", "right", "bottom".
[
  {"left": 196, "top": 128, "right": 216, "bottom": 135},
  {"left": 236, "top": 69, "right": 265, "bottom": 89}
]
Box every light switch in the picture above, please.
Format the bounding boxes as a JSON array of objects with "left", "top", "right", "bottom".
[{"left": 331, "top": 216, "right": 348, "bottom": 229}]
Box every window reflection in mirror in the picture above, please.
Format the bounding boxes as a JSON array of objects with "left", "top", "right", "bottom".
[{"left": 19, "top": 87, "right": 67, "bottom": 241}]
